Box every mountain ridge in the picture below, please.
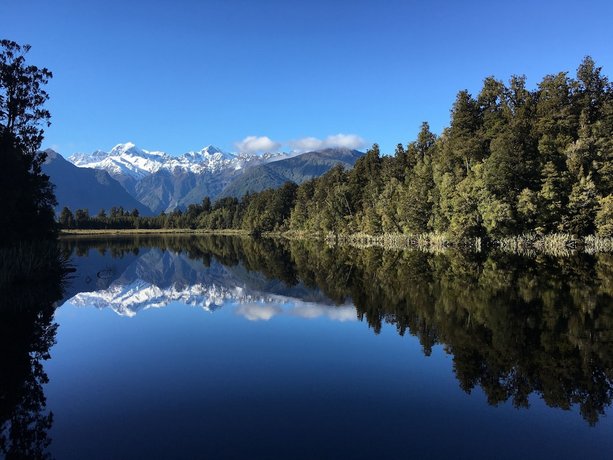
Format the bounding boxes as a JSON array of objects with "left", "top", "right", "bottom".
[
  {"left": 42, "top": 149, "right": 151, "bottom": 215},
  {"left": 219, "top": 147, "right": 363, "bottom": 198}
]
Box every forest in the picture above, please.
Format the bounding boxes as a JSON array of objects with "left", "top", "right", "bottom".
[{"left": 61, "top": 57, "right": 613, "bottom": 242}]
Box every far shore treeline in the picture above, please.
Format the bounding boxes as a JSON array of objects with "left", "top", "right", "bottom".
[{"left": 61, "top": 57, "right": 613, "bottom": 241}]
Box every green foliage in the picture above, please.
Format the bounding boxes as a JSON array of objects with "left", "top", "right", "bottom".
[
  {"left": 516, "top": 188, "right": 539, "bottom": 230},
  {"left": 562, "top": 174, "right": 599, "bottom": 235},
  {"left": 402, "top": 154, "right": 434, "bottom": 233},
  {"left": 448, "top": 168, "right": 485, "bottom": 239},
  {"left": 242, "top": 182, "right": 297, "bottom": 233},
  {"left": 596, "top": 195, "right": 613, "bottom": 237},
  {"left": 537, "top": 161, "right": 568, "bottom": 232},
  {"left": 479, "top": 192, "right": 515, "bottom": 237}
]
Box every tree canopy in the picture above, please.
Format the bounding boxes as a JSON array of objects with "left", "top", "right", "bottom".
[{"left": 0, "top": 40, "right": 56, "bottom": 243}]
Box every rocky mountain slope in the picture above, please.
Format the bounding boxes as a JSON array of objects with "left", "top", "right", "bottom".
[
  {"left": 219, "top": 147, "right": 363, "bottom": 197},
  {"left": 42, "top": 149, "right": 151, "bottom": 215}
]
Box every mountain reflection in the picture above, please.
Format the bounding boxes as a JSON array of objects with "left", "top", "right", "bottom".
[
  {"left": 61, "top": 238, "right": 348, "bottom": 318},
  {"left": 61, "top": 235, "right": 613, "bottom": 425}
]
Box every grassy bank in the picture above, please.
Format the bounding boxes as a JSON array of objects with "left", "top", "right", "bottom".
[{"left": 0, "top": 241, "right": 70, "bottom": 292}]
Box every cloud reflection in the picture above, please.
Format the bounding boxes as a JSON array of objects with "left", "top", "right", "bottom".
[
  {"left": 235, "top": 303, "right": 282, "bottom": 321},
  {"left": 291, "top": 304, "right": 357, "bottom": 322},
  {"left": 235, "top": 300, "right": 356, "bottom": 323}
]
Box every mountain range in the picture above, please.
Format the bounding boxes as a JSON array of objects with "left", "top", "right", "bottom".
[{"left": 44, "top": 142, "right": 363, "bottom": 214}]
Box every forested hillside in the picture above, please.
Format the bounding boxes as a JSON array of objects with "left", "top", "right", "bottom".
[{"left": 64, "top": 57, "right": 613, "bottom": 240}]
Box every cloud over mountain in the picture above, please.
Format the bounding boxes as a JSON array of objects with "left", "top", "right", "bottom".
[
  {"left": 235, "top": 135, "right": 282, "bottom": 154},
  {"left": 288, "top": 133, "right": 366, "bottom": 153},
  {"left": 234, "top": 133, "right": 366, "bottom": 155}
]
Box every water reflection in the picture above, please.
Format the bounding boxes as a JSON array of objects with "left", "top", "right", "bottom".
[
  {"left": 0, "top": 253, "right": 64, "bottom": 459},
  {"left": 59, "top": 235, "right": 613, "bottom": 426},
  {"left": 61, "top": 238, "right": 346, "bottom": 318}
]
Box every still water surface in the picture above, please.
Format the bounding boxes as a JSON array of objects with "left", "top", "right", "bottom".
[{"left": 6, "top": 236, "right": 613, "bottom": 459}]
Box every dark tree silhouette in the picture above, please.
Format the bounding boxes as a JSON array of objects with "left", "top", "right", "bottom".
[
  {"left": 0, "top": 243, "right": 66, "bottom": 459},
  {"left": 0, "top": 40, "right": 56, "bottom": 243}
]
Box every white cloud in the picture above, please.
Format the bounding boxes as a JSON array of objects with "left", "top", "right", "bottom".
[
  {"left": 325, "top": 134, "right": 366, "bottom": 150},
  {"left": 287, "top": 137, "right": 322, "bottom": 152},
  {"left": 235, "top": 136, "right": 281, "bottom": 155},
  {"left": 288, "top": 133, "right": 366, "bottom": 153},
  {"left": 233, "top": 133, "right": 366, "bottom": 155}
]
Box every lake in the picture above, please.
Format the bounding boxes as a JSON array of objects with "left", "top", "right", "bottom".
[{"left": 2, "top": 235, "right": 613, "bottom": 459}]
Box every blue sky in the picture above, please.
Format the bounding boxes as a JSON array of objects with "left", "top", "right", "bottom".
[{"left": 5, "top": 0, "right": 613, "bottom": 156}]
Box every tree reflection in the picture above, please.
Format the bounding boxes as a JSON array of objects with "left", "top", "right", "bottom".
[
  {"left": 0, "top": 246, "right": 65, "bottom": 459},
  {"left": 62, "top": 235, "right": 613, "bottom": 425}
]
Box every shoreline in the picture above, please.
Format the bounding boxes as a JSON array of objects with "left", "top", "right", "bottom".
[
  {"left": 60, "top": 228, "right": 248, "bottom": 236},
  {"left": 59, "top": 229, "right": 613, "bottom": 255}
]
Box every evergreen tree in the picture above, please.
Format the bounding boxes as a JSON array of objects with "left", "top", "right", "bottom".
[
  {"left": 401, "top": 154, "right": 434, "bottom": 233},
  {"left": 596, "top": 195, "right": 613, "bottom": 237},
  {"left": 448, "top": 166, "right": 486, "bottom": 239},
  {"left": 400, "top": 123, "right": 436, "bottom": 233},
  {"left": 376, "top": 178, "right": 404, "bottom": 233},
  {"left": 537, "top": 161, "right": 569, "bottom": 232},
  {"left": 59, "top": 207, "right": 74, "bottom": 229},
  {"left": 290, "top": 180, "right": 315, "bottom": 230},
  {"left": 201, "top": 197, "right": 212, "bottom": 213},
  {"left": 562, "top": 174, "right": 599, "bottom": 235},
  {"left": 74, "top": 209, "right": 90, "bottom": 228},
  {"left": 516, "top": 188, "right": 539, "bottom": 231},
  {"left": 0, "top": 40, "right": 56, "bottom": 243},
  {"left": 445, "top": 90, "right": 483, "bottom": 176}
]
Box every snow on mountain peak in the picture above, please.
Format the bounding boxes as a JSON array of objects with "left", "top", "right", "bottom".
[
  {"left": 111, "top": 141, "right": 137, "bottom": 152},
  {"left": 200, "top": 145, "right": 223, "bottom": 154},
  {"left": 68, "top": 143, "right": 290, "bottom": 178}
]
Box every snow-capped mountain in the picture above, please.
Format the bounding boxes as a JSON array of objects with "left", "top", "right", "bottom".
[
  {"left": 65, "top": 142, "right": 291, "bottom": 213},
  {"left": 60, "top": 142, "right": 362, "bottom": 214},
  {"left": 68, "top": 142, "right": 286, "bottom": 179},
  {"left": 69, "top": 142, "right": 171, "bottom": 179}
]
